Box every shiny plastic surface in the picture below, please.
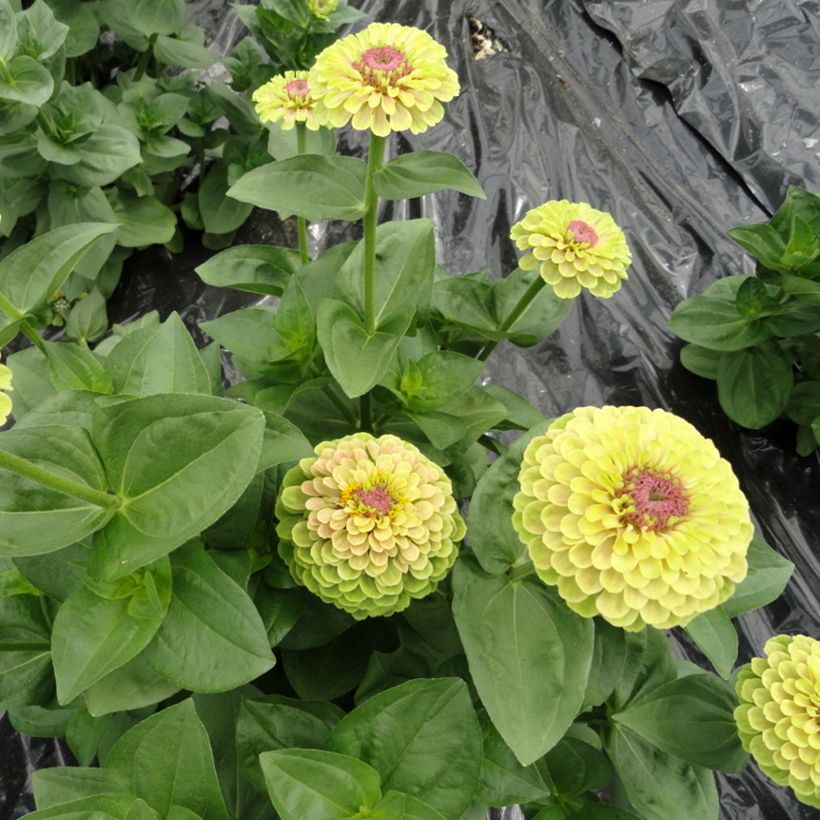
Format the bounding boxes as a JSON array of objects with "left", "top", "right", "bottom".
[{"left": 3, "top": 1, "right": 818, "bottom": 818}]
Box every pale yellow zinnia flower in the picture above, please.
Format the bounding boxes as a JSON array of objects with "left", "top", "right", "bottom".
[
  {"left": 308, "top": 22, "right": 460, "bottom": 137},
  {"left": 510, "top": 200, "right": 631, "bottom": 299},
  {"left": 0, "top": 354, "right": 12, "bottom": 425},
  {"left": 512, "top": 406, "right": 752, "bottom": 631},
  {"left": 252, "top": 70, "right": 322, "bottom": 131},
  {"left": 735, "top": 634, "right": 820, "bottom": 809},
  {"left": 276, "top": 433, "right": 465, "bottom": 619}
]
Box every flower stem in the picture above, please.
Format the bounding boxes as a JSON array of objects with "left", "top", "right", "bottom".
[
  {"left": 508, "top": 560, "right": 536, "bottom": 583},
  {"left": 20, "top": 323, "right": 47, "bottom": 356},
  {"left": 295, "top": 123, "right": 310, "bottom": 265},
  {"left": 0, "top": 449, "right": 119, "bottom": 509},
  {"left": 134, "top": 36, "right": 157, "bottom": 81},
  {"left": 363, "top": 133, "right": 386, "bottom": 336},
  {"left": 477, "top": 275, "right": 547, "bottom": 361},
  {"left": 359, "top": 392, "right": 372, "bottom": 433}
]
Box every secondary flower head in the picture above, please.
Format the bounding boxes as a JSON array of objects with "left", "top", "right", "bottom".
[
  {"left": 251, "top": 70, "right": 322, "bottom": 131},
  {"left": 308, "top": 22, "right": 460, "bottom": 137},
  {"left": 735, "top": 634, "right": 820, "bottom": 809},
  {"left": 308, "top": 0, "right": 339, "bottom": 19},
  {"left": 511, "top": 200, "right": 631, "bottom": 299},
  {"left": 512, "top": 406, "right": 752, "bottom": 631},
  {"left": 0, "top": 354, "right": 12, "bottom": 425},
  {"left": 276, "top": 433, "right": 465, "bottom": 619}
]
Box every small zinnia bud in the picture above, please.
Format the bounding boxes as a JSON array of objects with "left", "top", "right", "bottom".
[
  {"left": 276, "top": 433, "right": 465, "bottom": 619},
  {"left": 510, "top": 200, "right": 631, "bottom": 299},
  {"left": 0, "top": 354, "right": 13, "bottom": 425},
  {"left": 252, "top": 70, "right": 322, "bottom": 131},
  {"left": 512, "top": 406, "right": 752, "bottom": 631},
  {"left": 307, "top": 0, "right": 339, "bottom": 19},
  {"left": 308, "top": 22, "right": 460, "bottom": 137},
  {"left": 735, "top": 634, "right": 820, "bottom": 809}
]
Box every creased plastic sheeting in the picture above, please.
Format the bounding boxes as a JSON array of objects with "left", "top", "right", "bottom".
[{"left": 3, "top": 0, "right": 819, "bottom": 818}]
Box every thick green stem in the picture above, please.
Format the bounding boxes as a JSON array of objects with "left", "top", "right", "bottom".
[
  {"left": 359, "top": 392, "right": 372, "bottom": 433},
  {"left": 21, "top": 323, "right": 47, "bottom": 355},
  {"left": 134, "top": 38, "right": 156, "bottom": 81},
  {"left": 362, "top": 133, "right": 386, "bottom": 336},
  {"left": 477, "top": 275, "right": 547, "bottom": 361},
  {"left": 295, "top": 123, "right": 310, "bottom": 265},
  {"left": 508, "top": 560, "right": 536, "bottom": 583},
  {"left": 0, "top": 449, "right": 119, "bottom": 509}
]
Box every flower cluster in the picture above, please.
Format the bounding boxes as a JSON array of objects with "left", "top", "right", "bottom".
[
  {"left": 512, "top": 406, "right": 752, "bottom": 630},
  {"left": 511, "top": 200, "right": 631, "bottom": 299},
  {"left": 0, "top": 354, "right": 12, "bottom": 425},
  {"left": 735, "top": 634, "right": 820, "bottom": 808},
  {"left": 276, "top": 433, "right": 465, "bottom": 619},
  {"left": 307, "top": 22, "right": 460, "bottom": 137},
  {"left": 307, "top": 0, "right": 339, "bottom": 19},
  {"left": 252, "top": 70, "right": 322, "bottom": 131}
]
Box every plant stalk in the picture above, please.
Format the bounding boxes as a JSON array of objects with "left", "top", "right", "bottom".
[
  {"left": 295, "top": 123, "right": 310, "bottom": 265},
  {"left": 477, "top": 275, "right": 547, "bottom": 361},
  {"left": 362, "top": 133, "right": 386, "bottom": 336},
  {"left": 508, "top": 560, "right": 536, "bottom": 583},
  {"left": 0, "top": 449, "right": 119, "bottom": 509}
]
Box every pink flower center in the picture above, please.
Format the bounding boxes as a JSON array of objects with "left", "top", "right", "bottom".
[
  {"left": 285, "top": 78, "right": 310, "bottom": 98},
  {"left": 354, "top": 46, "right": 412, "bottom": 88},
  {"left": 620, "top": 467, "right": 689, "bottom": 532},
  {"left": 352, "top": 485, "right": 396, "bottom": 516},
  {"left": 567, "top": 220, "right": 599, "bottom": 246}
]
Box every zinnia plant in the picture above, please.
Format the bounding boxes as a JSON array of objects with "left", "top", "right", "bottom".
[{"left": 0, "top": 10, "right": 807, "bottom": 820}]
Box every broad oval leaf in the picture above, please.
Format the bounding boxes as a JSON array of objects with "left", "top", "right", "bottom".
[
  {"left": 141, "top": 543, "right": 275, "bottom": 691},
  {"left": 89, "top": 395, "right": 264, "bottom": 579},
  {"left": 228, "top": 155, "right": 368, "bottom": 221},
  {"left": 259, "top": 749, "right": 382, "bottom": 820},
  {"left": 720, "top": 536, "right": 793, "bottom": 618},
  {"left": 0, "top": 594, "right": 53, "bottom": 708},
  {"left": 374, "top": 151, "right": 486, "bottom": 200},
  {"left": 0, "top": 56, "right": 54, "bottom": 107},
  {"left": 328, "top": 677, "right": 482, "bottom": 818},
  {"left": 54, "top": 125, "right": 142, "bottom": 188},
  {"left": 195, "top": 244, "right": 301, "bottom": 296},
  {"left": 668, "top": 295, "right": 771, "bottom": 351},
  {"left": 685, "top": 607, "right": 738, "bottom": 680},
  {"left": 106, "top": 699, "right": 229, "bottom": 820},
  {"left": 452, "top": 557, "right": 594, "bottom": 765}
]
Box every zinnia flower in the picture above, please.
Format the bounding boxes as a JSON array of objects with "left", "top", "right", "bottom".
[
  {"left": 276, "top": 433, "right": 465, "bottom": 619},
  {"left": 735, "top": 634, "right": 819, "bottom": 809},
  {"left": 510, "top": 200, "right": 631, "bottom": 299},
  {"left": 308, "top": 22, "right": 460, "bottom": 137},
  {"left": 0, "top": 354, "right": 12, "bottom": 425},
  {"left": 308, "top": 0, "right": 339, "bottom": 19},
  {"left": 252, "top": 70, "right": 322, "bottom": 131},
  {"left": 512, "top": 406, "right": 752, "bottom": 631}
]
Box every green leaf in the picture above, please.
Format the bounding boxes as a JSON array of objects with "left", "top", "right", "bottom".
[
  {"left": 0, "top": 594, "right": 53, "bottom": 708},
  {"left": 335, "top": 219, "right": 436, "bottom": 329},
  {"left": 717, "top": 343, "right": 793, "bottom": 428},
  {"left": 583, "top": 620, "right": 627, "bottom": 708},
  {"left": 786, "top": 381, "right": 820, "bottom": 427},
  {"left": 390, "top": 350, "right": 484, "bottom": 412},
  {"left": 228, "top": 154, "right": 368, "bottom": 220},
  {"left": 493, "top": 268, "right": 572, "bottom": 345},
  {"left": 766, "top": 299, "right": 820, "bottom": 337},
  {"left": 467, "top": 420, "right": 551, "bottom": 573},
  {"left": 54, "top": 125, "right": 142, "bottom": 187},
  {"left": 606, "top": 726, "right": 718, "bottom": 820},
  {"left": 106, "top": 699, "right": 229, "bottom": 820},
  {"left": 720, "top": 536, "right": 794, "bottom": 618},
  {"left": 613, "top": 673, "right": 747, "bottom": 772},
  {"left": 328, "top": 678, "right": 482, "bottom": 818},
  {"left": 267, "top": 122, "right": 336, "bottom": 159},
  {"left": 104, "top": 312, "right": 212, "bottom": 397},
  {"left": 0, "top": 0, "right": 17, "bottom": 61},
  {"left": 668, "top": 295, "right": 771, "bottom": 351},
  {"left": 65, "top": 290, "right": 108, "bottom": 344},
  {"left": 257, "top": 410, "right": 313, "bottom": 472},
  {"left": 102, "top": 0, "right": 186, "bottom": 37},
  {"left": 236, "top": 695, "right": 343, "bottom": 792},
  {"left": 89, "top": 395, "right": 264, "bottom": 579},
  {"left": 452, "top": 558, "right": 594, "bottom": 765},
  {"left": 33, "top": 768, "right": 123, "bottom": 809},
  {"left": 374, "top": 151, "right": 485, "bottom": 200},
  {"left": 83, "top": 650, "right": 179, "bottom": 717},
  {"left": 679, "top": 344, "right": 722, "bottom": 380},
  {"left": 141, "top": 543, "right": 274, "bottom": 691},
  {"left": 195, "top": 244, "right": 300, "bottom": 296},
  {"left": 0, "top": 55, "right": 53, "bottom": 106},
  {"left": 112, "top": 191, "right": 177, "bottom": 248},
  {"left": 27, "top": 793, "right": 161, "bottom": 819},
  {"left": 0, "top": 223, "right": 117, "bottom": 317},
  {"left": 317, "top": 299, "right": 410, "bottom": 398},
  {"left": 476, "top": 712, "right": 551, "bottom": 807},
  {"left": 44, "top": 341, "right": 113, "bottom": 394},
  {"left": 611, "top": 628, "right": 677, "bottom": 711},
  {"left": 0, "top": 425, "right": 111, "bottom": 558},
  {"left": 154, "top": 33, "right": 213, "bottom": 69},
  {"left": 685, "top": 607, "right": 738, "bottom": 679},
  {"left": 260, "top": 749, "right": 382, "bottom": 820},
  {"left": 728, "top": 223, "right": 788, "bottom": 270},
  {"left": 198, "top": 162, "right": 254, "bottom": 235},
  {"left": 51, "top": 557, "right": 171, "bottom": 704},
  {"left": 734, "top": 277, "right": 779, "bottom": 320},
  {"left": 47, "top": 0, "right": 99, "bottom": 57},
  {"left": 543, "top": 737, "right": 612, "bottom": 797}
]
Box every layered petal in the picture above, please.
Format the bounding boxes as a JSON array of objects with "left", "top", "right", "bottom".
[
  {"left": 252, "top": 70, "right": 323, "bottom": 131},
  {"left": 0, "top": 354, "right": 12, "bottom": 425}
]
